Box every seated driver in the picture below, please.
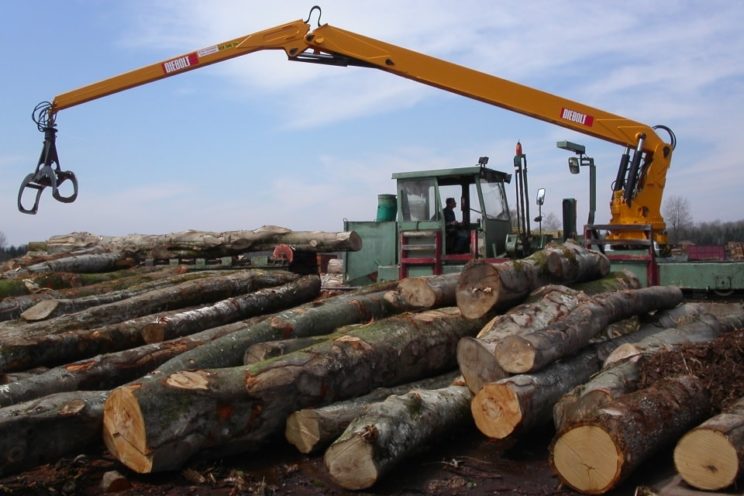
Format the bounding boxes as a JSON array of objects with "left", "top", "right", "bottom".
[{"left": 443, "top": 197, "right": 468, "bottom": 253}]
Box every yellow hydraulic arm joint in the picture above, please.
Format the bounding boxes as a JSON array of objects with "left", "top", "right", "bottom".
[{"left": 19, "top": 6, "right": 675, "bottom": 247}]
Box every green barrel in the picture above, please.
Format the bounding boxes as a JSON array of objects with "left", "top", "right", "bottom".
[{"left": 376, "top": 194, "right": 397, "bottom": 222}]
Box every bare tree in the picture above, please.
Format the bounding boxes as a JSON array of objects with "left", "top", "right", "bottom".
[
  {"left": 543, "top": 212, "right": 561, "bottom": 231},
  {"left": 0, "top": 231, "right": 6, "bottom": 250},
  {"left": 663, "top": 195, "right": 693, "bottom": 244}
]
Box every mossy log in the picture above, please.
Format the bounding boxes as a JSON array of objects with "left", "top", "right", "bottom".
[
  {"left": 456, "top": 242, "right": 609, "bottom": 319},
  {"left": 551, "top": 375, "right": 711, "bottom": 495},
  {"left": 0, "top": 270, "right": 296, "bottom": 339},
  {"left": 324, "top": 384, "right": 473, "bottom": 490},
  {"left": 103, "top": 308, "right": 491, "bottom": 473},
  {"left": 493, "top": 286, "right": 683, "bottom": 374},
  {"left": 0, "top": 391, "right": 108, "bottom": 476},
  {"left": 285, "top": 372, "right": 457, "bottom": 454},
  {"left": 141, "top": 275, "right": 320, "bottom": 343},
  {"left": 674, "top": 396, "right": 744, "bottom": 491},
  {"left": 151, "top": 281, "right": 402, "bottom": 374}
]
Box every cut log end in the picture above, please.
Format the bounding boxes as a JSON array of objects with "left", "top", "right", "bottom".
[
  {"left": 455, "top": 262, "right": 502, "bottom": 319},
  {"left": 456, "top": 337, "right": 507, "bottom": 394},
  {"left": 674, "top": 429, "right": 739, "bottom": 491},
  {"left": 103, "top": 385, "right": 152, "bottom": 474},
  {"left": 20, "top": 299, "right": 59, "bottom": 322},
  {"left": 397, "top": 278, "right": 436, "bottom": 308},
  {"left": 141, "top": 323, "right": 166, "bottom": 344},
  {"left": 552, "top": 425, "right": 622, "bottom": 495},
  {"left": 493, "top": 335, "right": 535, "bottom": 374},
  {"left": 471, "top": 383, "right": 522, "bottom": 439},
  {"left": 324, "top": 435, "right": 379, "bottom": 490},
  {"left": 285, "top": 410, "right": 321, "bottom": 455}
]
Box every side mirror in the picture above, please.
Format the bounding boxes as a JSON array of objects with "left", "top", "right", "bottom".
[{"left": 536, "top": 187, "right": 546, "bottom": 206}]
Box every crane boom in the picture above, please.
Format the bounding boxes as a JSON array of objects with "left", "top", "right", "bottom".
[{"left": 19, "top": 7, "right": 674, "bottom": 244}]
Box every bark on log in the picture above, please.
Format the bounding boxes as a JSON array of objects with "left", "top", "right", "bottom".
[
  {"left": 103, "top": 308, "right": 491, "bottom": 473},
  {"left": 551, "top": 375, "right": 711, "bottom": 495},
  {"left": 25, "top": 252, "right": 135, "bottom": 273},
  {"left": 494, "top": 286, "right": 683, "bottom": 374},
  {"left": 141, "top": 275, "right": 320, "bottom": 343},
  {"left": 324, "top": 384, "right": 473, "bottom": 490},
  {"left": 394, "top": 274, "right": 459, "bottom": 309},
  {"left": 457, "top": 285, "right": 589, "bottom": 394},
  {"left": 674, "top": 396, "right": 744, "bottom": 491},
  {"left": 0, "top": 391, "right": 108, "bottom": 476},
  {"left": 0, "top": 315, "right": 268, "bottom": 407},
  {"left": 552, "top": 309, "right": 741, "bottom": 432},
  {"left": 244, "top": 336, "right": 329, "bottom": 365},
  {"left": 285, "top": 373, "right": 457, "bottom": 454},
  {"left": 151, "top": 281, "right": 403, "bottom": 374},
  {"left": 0, "top": 269, "right": 297, "bottom": 339},
  {"left": 456, "top": 242, "right": 609, "bottom": 319},
  {"left": 37, "top": 227, "right": 362, "bottom": 259},
  {"left": 471, "top": 348, "right": 601, "bottom": 440}
]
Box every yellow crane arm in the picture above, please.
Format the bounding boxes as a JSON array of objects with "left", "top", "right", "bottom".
[{"left": 21, "top": 7, "right": 674, "bottom": 245}]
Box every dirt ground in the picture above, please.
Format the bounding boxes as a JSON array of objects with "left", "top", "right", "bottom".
[{"left": 0, "top": 314, "right": 742, "bottom": 495}]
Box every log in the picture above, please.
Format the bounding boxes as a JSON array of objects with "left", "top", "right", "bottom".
[
  {"left": 38, "top": 226, "right": 362, "bottom": 259},
  {"left": 244, "top": 335, "right": 328, "bottom": 364},
  {"left": 674, "top": 396, "right": 744, "bottom": 491},
  {"left": 457, "top": 285, "right": 590, "bottom": 393},
  {"left": 552, "top": 310, "right": 740, "bottom": 432},
  {"left": 494, "top": 286, "right": 683, "bottom": 374},
  {"left": 456, "top": 241, "right": 609, "bottom": 319},
  {"left": 141, "top": 274, "right": 320, "bottom": 343},
  {"left": 471, "top": 347, "right": 601, "bottom": 440},
  {"left": 0, "top": 269, "right": 297, "bottom": 339},
  {"left": 324, "top": 384, "right": 473, "bottom": 490},
  {"left": 152, "top": 280, "right": 403, "bottom": 374},
  {"left": 285, "top": 372, "right": 457, "bottom": 454},
  {"left": 394, "top": 274, "right": 459, "bottom": 309},
  {"left": 0, "top": 391, "right": 108, "bottom": 476},
  {"left": 24, "top": 252, "right": 135, "bottom": 273},
  {"left": 550, "top": 375, "right": 711, "bottom": 495},
  {"left": 0, "top": 314, "right": 269, "bottom": 407},
  {"left": 103, "top": 308, "right": 491, "bottom": 473}
]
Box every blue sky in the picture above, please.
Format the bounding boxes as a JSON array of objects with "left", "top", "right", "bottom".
[{"left": 2, "top": 1, "right": 743, "bottom": 246}]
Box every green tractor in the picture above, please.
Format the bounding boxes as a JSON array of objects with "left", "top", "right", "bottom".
[{"left": 344, "top": 152, "right": 549, "bottom": 285}]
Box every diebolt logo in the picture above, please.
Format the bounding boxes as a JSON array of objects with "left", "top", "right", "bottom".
[
  {"left": 162, "top": 53, "right": 199, "bottom": 74},
  {"left": 561, "top": 107, "right": 594, "bottom": 127}
]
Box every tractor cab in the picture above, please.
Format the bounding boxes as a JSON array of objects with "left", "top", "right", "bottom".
[{"left": 344, "top": 161, "right": 513, "bottom": 285}]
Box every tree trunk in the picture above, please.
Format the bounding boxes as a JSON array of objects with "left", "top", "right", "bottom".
[
  {"left": 102, "top": 308, "right": 491, "bottom": 473},
  {"left": 394, "top": 274, "right": 459, "bottom": 309},
  {"left": 674, "top": 396, "right": 744, "bottom": 491},
  {"left": 1, "top": 269, "right": 297, "bottom": 339},
  {"left": 494, "top": 286, "right": 683, "bottom": 374},
  {"left": 0, "top": 391, "right": 108, "bottom": 476},
  {"left": 17, "top": 269, "right": 220, "bottom": 322},
  {"left": 151, "top": 281, "right": 403, "bottom": 375},
  {"left": 471, "top": 348, "right": 601, "bottom": 440},
  {"left": 38, "top": 227, "right": 362, "bottom": 259},
  {"left": 141, "top": 275, "right": 320, "bottom": 343},
  {"left": 551, "top": 375, "right": 711, "bottom": 495},
  {"left": 24, "top": 252, "right": 135, "bottom": 273},
  {"left": 285, "top": 372, "right": 457, "bottom": 454},
  {"left": 457, "top": 285, "right": 590, "bottom": 394},
  {"left": 324, "top": 384, "right": 473, "bottom": 490},
  {"left": 0, "top": 316, "right": 267, "bottom": 407},
  {"left": 244, "top": 336, "right": 329, "bottom": 364},
  {"left": 456, "top": 242, "right": 609, "bottom": 319}
]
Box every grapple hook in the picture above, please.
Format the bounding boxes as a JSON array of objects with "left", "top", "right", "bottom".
[{"left": 18, "top": 105, "right": 79, "bottom": 214}]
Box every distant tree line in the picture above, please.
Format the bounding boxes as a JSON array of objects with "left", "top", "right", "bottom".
[
  {"left": 0, "top": 232, "right": 28, "bottom": 262},
  {"left": 663, "top": 195, "right": 744, "bottom": 245}
]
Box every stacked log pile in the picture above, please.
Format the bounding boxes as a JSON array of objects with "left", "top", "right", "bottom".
[{"left": 1, "top": 235, "right": 743, "bottom": 495}]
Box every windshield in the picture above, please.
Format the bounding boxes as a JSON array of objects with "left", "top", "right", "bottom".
[
  {"left": 398, "top": 178, "right": 438, "bottom": 222},
  {"left": 480, "top": 178, "right": 510, "bottom": 220}
]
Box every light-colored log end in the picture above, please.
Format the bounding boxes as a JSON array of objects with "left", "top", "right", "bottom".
[
  {"left": 674, "top": 428, "right": 739, "bottom": 491},
  {"left": 20, "top": 299, "right": 59, "bottom": 321},
  {"left": 325, "top": 435, "right": 379, "bottom": 490},
  {"left": 285, "top": 410, "right": 321, "bottom": 454},
  {"left": 457, "top": 337, "right": 506, "bottom": 394},
  {"left": 552, "top": 425, "right": 621, "bottom": 494},
  {"left": 103, "top": 385, "right": 153, "bottom": 474},
  {"left": 494, "top": 335, "right": 535, "bottom": 374},
  {"left": 397, "top": 278, "right": 436, "bottom": 308},
  {"left": 471, "top": 383, "right": 522, "bottom": 439},
  {"left": 455, "top": 262, "right": 502, "bottom": 320}
]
